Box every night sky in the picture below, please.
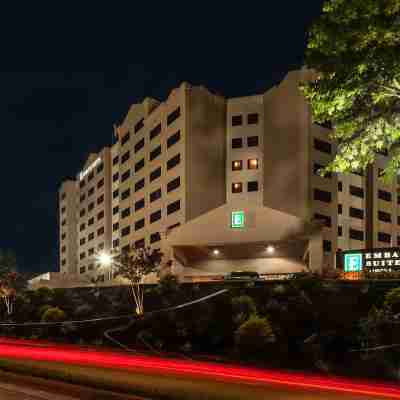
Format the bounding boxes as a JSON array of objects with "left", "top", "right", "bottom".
[{"left": 0, "top": 2, "right": 324, "bottom": 274}]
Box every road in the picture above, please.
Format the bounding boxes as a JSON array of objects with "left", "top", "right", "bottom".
[{"left": 0, "top": 338, "right": 399, "bottom": 399}]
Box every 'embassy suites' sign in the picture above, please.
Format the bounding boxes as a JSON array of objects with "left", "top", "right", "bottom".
[{"left": 341, "top": 248, "right": 400, "bottom": 273}]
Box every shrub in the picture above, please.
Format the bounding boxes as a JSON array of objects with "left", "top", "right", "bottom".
[
  {"left": 37, "top": 304, "right": 52, "bottom": 320},
  {"left": 384, "top": 287, "right": 400, "bottom": 313},
  {"left": 157, "top": 273, "right": 180, "bottom": 294},
  {"left": 231, "top": 295, "right": 257, "bottom": 326},
  {"left": 235, "top": 315, "right": 275, "bottom": 358},
  {"left": 41, "top": 307, "right": 66, "bottom": 323}
]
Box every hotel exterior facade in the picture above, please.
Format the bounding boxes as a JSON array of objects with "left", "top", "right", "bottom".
[{"left": 56, "top": 68, "right": 400, "bottom": 285}]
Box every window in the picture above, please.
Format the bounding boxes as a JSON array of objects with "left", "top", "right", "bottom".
[
  {"left": 88, "top": 187, "right": 94, "bottom": 197},
  {"left": 167, "top": 199, "right": 180, "bottom": 215},
  {"left": 61, "top": 233, "right": 66, "bottom": 240},
  {"left": 167, "top": 130, "right": 180, "bottom": 148},
  {"left": 61, "top": 193, "right": 66, "bottom": 200},
  {"left": 112, "top": 239, "right": 120, "bottom": 248},
  {"left": 232, "top": 160, "right": 242, "bottom": 171},
  {"left": 135, "top": 158, "right": 145, "bottom": 172},
  {"left": 61, "top": 246, "right": 66, "bottom": 253},
  {"left": 113, "top": 172, "right": 119, "bottom": 182},
  {"left": 80, "top": 266, "right": 86, "bottom": 274},
  {"left": 135, "top": 198, "right": 145, "bottom": 211},
  {"left": 88, "top": 264, "right": 94, "bottom": 271},
  {"left": 167, "top": 176, "right": 180, "bottom": 193},
  {"left": 80, "top": 194, "right": 85, "bottom": 202},
  {"left": 88, "top": 217, "right": 94, "bottom": 226},
  {"left": 378, "top": 210, "right": 391, "bottom": 223},
  {"left": 80, "top": 252, "right": 86, "bottom": 260},
  {"left": 98, "top": 242, "right": 104, "bottom": 250},
  {"left": 88, "top": 232, "right": 94, "bottom": 241},
  {"left": 315, "top": 120, "right": 333, "bottom": 130},
  {"left": 150, "top": 167, "right": 162, "bottom": 182},
  {"left": 121, "top": 188, "right": 131, "bottom": 201},
  {"left": 61, "top": 259, "right": 66, "bottom": 266},
  {"left": 121, "top": 226, "right": 131, "bottom": 237},
  {"left": 338, "top": 181, "right": 343, "bottom": 192},
  {"left": 378, "top": 189, "right": 392, "bottom": 202},
  {"left": 88, "top": 171, "right": 94, "bottom": 182},
  {"left": 313, "top": 163, "right": 331, "bottom": 178},
  {"left": 121, "top": 207, "right": 131, "bottom": 218},
  {"left": 80, "top": 209, "right": 85, "bottom": 217},
  {"left": 338, "top": 204, "right": 342, "bottom": 214},
  {"left": 113, "top": 222, "right": 119, "bottom": 231},
  {"left": 167, "top": 107, "right": 180, "bottom": 125},
  {"left": 314, "top": 138, "right": 331, "bottom": 154},
  {"left": 121, "top": 131, "right": 131, "bottom": 146},
  {"left": 135, "top": 138, "right": 145, "bottom": 153},
  {"left": 96, "top": 163, "right": 103, "bottom": 174},
  {"left": 112, "top": 206, "right": 119, "bottom": 215},
  {"left": 98, "top": 274, "right": 105, "bottom": 282},
  {"left": 232, "top": 182, "right": 243, "bottom": 193},
  {"left": 248, "top": 159, "right": 258, "bottom": 170},
  {"left": 350, "top": 228, "right": 364, "bottom": 241},
  {"left": 88, "top": 202, "right": 94, "bottom": 211},
  {"left": 113, "top": 189, "right": 119, "bottom": 199},
  {"left": 150, "top": 209, "right": 162, "bottom": 223},
  {"left": 248, "top": 181, "right": 259, "bottom": 192},
  {"left": 150, "top": 123, "right": 161, "bottom": 140},
  {"left": 168, "top": 222, "right": 180, "bottom": 231},
  {"left": 97, "top": 227, "right": 104, "bottom": 236},
  {"left": 350, "top": 207, "right": 364, "bottom": 220},
  {"left": 150, "top": 188, "right": 162, "bottom": 203},
  {"left": 378, "top": 232, "right": 391, "bottom": 243},
  {"left": 135, "top": 218, "right": 145, "bottom": 231},
  {"left": 314, "top": 188, "right": 331, "bottom": 203},
  {"left": 121, "top": 150, "right": 130, "bottom": 164},
  {"left": 134, "top": 118, "right": 144, "bottom": 133},
  {"left": 232, "top": 115, "right": 242, "bottom": 126},
  {"left": 167, "top": 153, "right": 180, "bottom": 170},
  {"left": 232, "top": 138, "right": 243, "bottom": 149},
  {"left": 323, "top": 240, "right": 332, "bottom": 252},
  {"left": 135, "top": 178, "right": 145, "bottom": 192},
  {"left": 150, "top": 232, "right": 161, "bottom": 244},
  {"left": 150, "top": 145, "right": 162, "bottom": 161},
  {"left": 121, "top": 169, "right": 131, "bottom": 182},
  {"left": 350, "top": 185, "right": 364, "bottom": 198},
  {"left": 247, "top": 113, "right": 259, "bottom": 125},
  {"left": 121, "top": 244, "right": 130, "bottom": 253},
  {"left": 112, "top": 155, "right": 119, "bottom": 165},
  {"left": 134, "top": 238, "right": 145, "bottom": 249},
  {"left": 97, "top": 210, "right": 104, "bottom": 220},
  {"left": 314, "top": 213, "right": 331, "bottom": 227},
  {"left": 97, "top": 194, "right": 104, "bottom": 205},
  {"left": 79, "top": 223, "right": 85, "bottom": 231},
  {"left": 61, "top": 206, "right": 66, "bottom": 214},
  {"left": 79, "top": 180, "right": 85, "bottom": 188},
  {"left": 247, "top": 136, "right": 259, "bottom": 147},
  {"left": 88, "top": 248, "right": 94, "bottom": 256},
  {"left": 398, "top": 196, "right": 400, "bottom": 205},
  {"left": 338, "top": 226, "right": 343, "bottom": 236},
  {"left": 61, "top": 219, "right": 66, "bottom": 226},
  {"left": 398, "top": 216, "right": 400, "bottom": 225},
  {"left": 97, "top": 178, "right": 104, "bottom": 189}
]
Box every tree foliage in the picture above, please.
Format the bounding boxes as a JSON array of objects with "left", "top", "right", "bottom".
[
  {"left": 114, "top": 246, "right": 162, "bottom": 315},
  {"left": 301, "top": 0, "right": 400, "bottom": 181}
]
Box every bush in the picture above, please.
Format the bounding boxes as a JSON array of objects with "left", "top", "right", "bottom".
[
  {"left": 37, "top": 304, "right": 52, "bottom": 320},
  {"left": 231, "top": 295, "right": 257, "bottom": 326},
  {"left": 384, "top": 287, "right": 400, "bottom": 312},
  {"left": 157, "top": 273, "right": 180, "bottom": 294},
  {"left": 41, "top": 307, "right": 66, "bottom": 323},
  {"left": 235, "top": 315, "right": 275, "bottom": 358}
]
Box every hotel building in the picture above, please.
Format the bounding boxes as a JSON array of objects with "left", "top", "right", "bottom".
[{"left": 56, "top": 68, "right": 400, "bottom": 285}]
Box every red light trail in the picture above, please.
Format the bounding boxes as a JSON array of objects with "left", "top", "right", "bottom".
[{"left": 0, "top": 338, "right": 398, "bottom": 399}]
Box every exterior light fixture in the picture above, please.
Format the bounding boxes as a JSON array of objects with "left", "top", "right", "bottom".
[
  {"left": 266, "top": 245, "right": 275, "bottom": 254},
  {"left": 96, "top": 251, "right": 113, "bottom": 267},
  {"left": 213, "top": 249, "right": 220, "bottom": 255}
]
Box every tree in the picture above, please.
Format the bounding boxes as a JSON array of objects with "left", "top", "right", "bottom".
[
  {"left": 301, "top": 0, "right": 400, "bottom": 181},
  {"left": 0, "top": 249, "right": 23, "bottom": 315},
  {"left": 114, "top": 246, "right": 162, "bottom": 315}
]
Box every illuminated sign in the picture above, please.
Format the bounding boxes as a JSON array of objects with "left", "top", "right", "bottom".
[
  {"left": 231, "top": 211, "right": 245, "bottom": 228},
  {"left": 79, "top": 158, "right": 101, "bottom": 181},
  {"left": 340, "top": 248, "right": 400, "bottom": 274}
]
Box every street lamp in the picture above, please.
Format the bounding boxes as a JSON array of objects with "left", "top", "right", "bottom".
[
  {"left": 266, "top": 245, "right": 275, "bottom": 254},
  {"left": 96, "top": 251, "right": 113, "bottom": 267}
]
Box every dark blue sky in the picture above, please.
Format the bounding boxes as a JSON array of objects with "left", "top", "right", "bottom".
[{"left": 0, "top": 2, "right": 324, "bottom": 273}]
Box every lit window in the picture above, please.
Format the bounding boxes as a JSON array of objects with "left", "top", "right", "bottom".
[
  {"left": 248, "top": 159, "right": 258, "bottom": 170},
  {"left": 232, "top": 160, "right": 242, "bottom": 171},
  {"left": 232, "top": 182, "right": 243, "bottom": 193}
]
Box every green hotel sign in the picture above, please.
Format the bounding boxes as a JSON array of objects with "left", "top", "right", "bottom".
[
  {"left": 344, "top": 253, "right": 363, "bottom": 272},
  {"left": 231, "top": 211, "right": 245, "bottom": 228}
]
